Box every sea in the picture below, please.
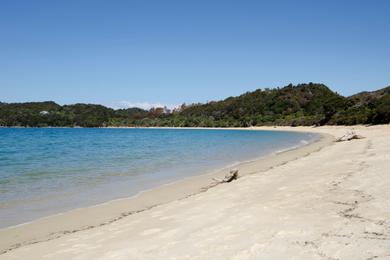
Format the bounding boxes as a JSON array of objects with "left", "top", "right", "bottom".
[{"left": 0, "top": 128, "right": 319, "bottom": 227}]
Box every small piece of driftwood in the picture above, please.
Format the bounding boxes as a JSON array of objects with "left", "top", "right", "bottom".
[
  {"left": 213, "top": 169, "right": 238, "bottom": 183},
  {"left": 336, "top": 130, "right": 364, "bottom": 142}
]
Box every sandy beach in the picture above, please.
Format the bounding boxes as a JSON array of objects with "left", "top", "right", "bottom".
[{"left": 1, "top": 125, "right": 390, "bottom": 259}]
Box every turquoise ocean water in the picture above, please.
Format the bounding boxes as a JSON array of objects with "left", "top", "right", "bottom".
[{"left": 0, "top": 128, "right": 318, "bottom": 227}]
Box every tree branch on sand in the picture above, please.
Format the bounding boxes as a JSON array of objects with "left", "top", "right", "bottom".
[
  {"left": 213, "top": 170, "right": 239, "bottom": 183},
  {"left": 336, "top": 130, "right": 365, "bottom": 142}
]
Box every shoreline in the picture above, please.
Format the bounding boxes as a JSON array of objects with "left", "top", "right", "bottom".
[{"left": 0, "top": 127, "right": 333, "bottom": 254}]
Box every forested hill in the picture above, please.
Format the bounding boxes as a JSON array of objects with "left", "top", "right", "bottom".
[
  {"left": 1, "top": 83, "right": 389, "bottom": 127},
  {"left": 179, "top": 83, "right": 390, "bottom": 126}
]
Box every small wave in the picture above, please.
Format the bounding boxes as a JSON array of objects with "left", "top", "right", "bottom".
[{"left": 300, "top": 139, "right": 309, "bottom": 145}]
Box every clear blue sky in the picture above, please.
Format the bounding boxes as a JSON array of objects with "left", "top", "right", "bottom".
[{"left": 1, "top": 0, "right": 389, "bottom": 109}]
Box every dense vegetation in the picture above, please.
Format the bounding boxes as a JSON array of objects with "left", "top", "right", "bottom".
[{"left": 1, "top": 83, "right": 389, "bottom": 127}]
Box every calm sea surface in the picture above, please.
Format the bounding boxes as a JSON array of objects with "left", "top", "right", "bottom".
[{"left": 0, "top": 128, "right": 318, "bottom": 227}]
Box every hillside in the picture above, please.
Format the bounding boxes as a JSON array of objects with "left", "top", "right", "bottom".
[
  {"left": 1, "top": 83, "right": 389, "bottom": 127},
  {"left": 179, "top": 83, "right": 346, "bottom": 126},
  {"left": 175, "top": 83, "right": 390, "bottom": 127}
]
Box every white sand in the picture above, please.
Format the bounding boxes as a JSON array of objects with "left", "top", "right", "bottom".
[{"left": 1, "top": 125, "right": 390, "bottom": 259}]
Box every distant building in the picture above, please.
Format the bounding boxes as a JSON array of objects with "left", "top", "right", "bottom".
[{"left": 40, "top": 111, "right": 49, "bottom": 115}]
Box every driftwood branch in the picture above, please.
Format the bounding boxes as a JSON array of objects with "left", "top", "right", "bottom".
[
  {"left": 213, "top": 169, "right": 238, "bottom": 183},
  {"left": 336, "top": 130, "right": 364, "bottom": 142}
]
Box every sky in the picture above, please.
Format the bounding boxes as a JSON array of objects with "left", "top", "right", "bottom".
[{"left": 1, "top": 0, "right": 389, "bottom": 109}]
